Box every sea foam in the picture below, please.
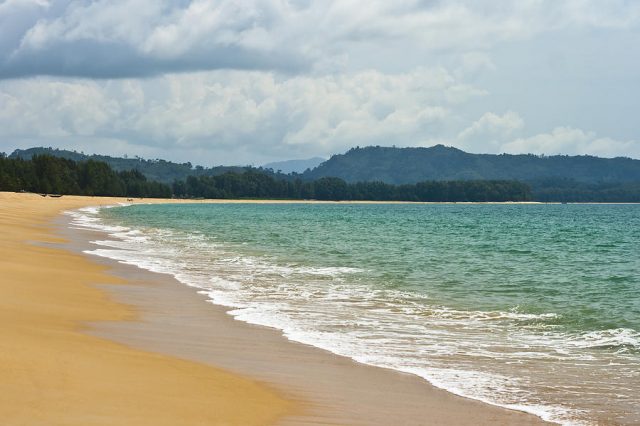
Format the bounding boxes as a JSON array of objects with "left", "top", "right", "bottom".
[{"left": 66, "top": 204, "right": 640, "bottom": 426}]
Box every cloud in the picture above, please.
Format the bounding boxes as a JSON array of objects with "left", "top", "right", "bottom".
[
  {"left": 0, "top": 78, "right": 119, "bottom": 137},
  {"left": 457, "top": 114, "right": 640, "bottom": 159},
  {"left": 458, "top": 111, "right": 524, "bottom": 142},
  {"left": 501, "top": 127, "right": 640, "bottom": 159},
  {"left": 454, "top": 52, "right": 496, "bottom": 79},
  {"left": 0, "top": 67, "right": 483, "bottom": 163},
  {"left": 0, "top": 0, "right": 311, "bottom": 78},
  {"left": 1, "top": 0, "right": 638, "bottom": 166},
  {"left": 2, "top": 70, "right": 637, "bottom": 164},
  {"left": 1, "top": 0, "right": 639, "bottom": 79}
]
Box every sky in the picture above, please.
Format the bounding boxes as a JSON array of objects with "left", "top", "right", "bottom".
[{"left": 1, "top": 0, "right": 639, "bottom": 166}]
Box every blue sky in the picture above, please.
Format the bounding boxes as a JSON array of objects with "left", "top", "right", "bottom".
[{"left": 1, "top": 0, "right": 639, "bottom": 165}]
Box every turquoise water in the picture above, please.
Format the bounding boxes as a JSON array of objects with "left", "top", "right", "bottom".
[{"left": 77, "top": 203, "right": 639, "bottom": 425}]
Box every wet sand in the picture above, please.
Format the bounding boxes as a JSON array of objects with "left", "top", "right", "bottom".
[
  {"left": 0, "top": 192, "right": 293, "bottom": 425},
  {"left": 57, "top": 197, "right": 551, "bottom": 425}
]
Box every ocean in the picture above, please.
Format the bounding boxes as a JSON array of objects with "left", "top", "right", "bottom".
[{"left": 69, "top": 203, "right": 640, "bottom": 425}]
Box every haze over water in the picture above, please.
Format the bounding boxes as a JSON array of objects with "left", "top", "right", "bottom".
[{"left": 74, "top": 203, "right": 640, "bottom": 425}]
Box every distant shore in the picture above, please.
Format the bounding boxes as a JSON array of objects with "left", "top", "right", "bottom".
[
  {"left": 1, "top": 192, "right": 549, "bottom": 425},
  {"left": 10, "top": 191, "right": 550, "bottom": 204}
]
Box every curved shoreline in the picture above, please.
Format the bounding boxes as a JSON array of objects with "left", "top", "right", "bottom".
[
  {"left": 60, "top": 197, "right": 552, "bottom": 425},
  {"left": 0, "top": 192, "right": 294, "bottom": 425}
]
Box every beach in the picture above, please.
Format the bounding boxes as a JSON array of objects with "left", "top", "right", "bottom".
[
  {"left": 0, "top": 192, "right": 292, "bottom": 425},
  {"left": 1, "top": 192, "right": 550, "bottom": 425}
]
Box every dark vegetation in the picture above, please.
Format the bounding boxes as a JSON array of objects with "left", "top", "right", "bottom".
[
  {"left": 5, "top": 145, "right": 640, "bottom": 202},
  {"left": 173, "top": 173, "right": 531, "bottom": 202},
  {"left": 0, "top": 154, "right": 531, "bottom": 202},
  {"left": 531, "top": 178, "right": 640, "bottom": 203},
  {"left": 9, "top": 147, "right": 258, "bottom": 183},
  {"left": 0, "top": 154, "right": 171, "bottom": 197},
  {"left": 303, "top": 145, "right": 640, "bottom": 184},
  {"left": 302, "top": 146, "right": 640, "bottom": 202}
]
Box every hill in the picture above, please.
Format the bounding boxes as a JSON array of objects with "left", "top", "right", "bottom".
[
  {"left": 9, "top": 147, "right": 251, "bottom": 183},
  {"left": 302, "top": 145, "right": 640, "bottom": 184},
  {"left": 6, "top": 145, "right": 640, "bottom": 202},
  {"left": 263, "top": 157, "right": 325, "bottom": 174},
  {"left": 301, "top": 145, "right": 640, "bottom": 202},
  {"left": 0, "top": 154, "right": 531, "bottom": 202}
]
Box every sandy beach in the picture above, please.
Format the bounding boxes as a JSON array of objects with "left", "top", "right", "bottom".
[
  {"left": 0, "top": 192, "right": 293, "bottom": 425},
  {"left": 1, "top": 192, "right": 549, "bottom": 425}
]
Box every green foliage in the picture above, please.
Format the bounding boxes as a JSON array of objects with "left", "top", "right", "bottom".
[
  {"left": 5, "top": 146, "right": 638, "bottom": 202},
  {"left": 303, "top": 145, "right": 640, "bottom": 184},
  {"left": 298, "top": 145, "right": 640, "bottom": 202},
  {"left": 0, "top": 155, "right": 171, "bottom": 198},
  {"left": 172, "top": 172, "right": 532, "bottom": 202},
  {"left": 9, "top": 147, "right": 263, "bottom": 183},
  {"left": 530, "top": 178, "right": 640, "bottom": 202}
]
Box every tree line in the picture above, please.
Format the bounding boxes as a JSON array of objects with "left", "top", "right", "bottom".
[
  {"left": 0, "top": 154, "right": 532, "bottom": 202},
  {"left": 10, "top": 146, "right": 273, "bottom": 183},
  {"left": 0, "top": 154, "right": 171, "bottom": 198},
  {"left": 530, "top": 178, "right": 640, "bottom": 203},
  {"left": 173, "top": 172, "right": 532, "bottom": 202}
]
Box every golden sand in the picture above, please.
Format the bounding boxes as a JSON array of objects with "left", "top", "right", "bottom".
[{"left": 0, "top": 192, "right": 293, "bottom": 425}]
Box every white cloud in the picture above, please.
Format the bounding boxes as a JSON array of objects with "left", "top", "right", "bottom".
[
  {"left": 0, "top": 79, "right": 119, "bottom": 137},
  {"left": 501, "top": 127, "right": 640, "bottom": 159},
  {"left": 3, "top": 72, "right": 637, "bottom": 164},
  {"left": 458, "top": 111, "right": 524, "bottom": 146},
  {"left": 454, "top": 52, "right": 496, "bottom": 79},
  {"left": 0, "top": 0, "right": 638, "bottom": 165},
  {"left": 2, "top": 0, "right": 639, "bottom": 78},
  {"left": 0, "top": 67, "right": 483, "bottom": 163},
  {"left": 456, "top": 116, "right": 640, "bottom": 159}
]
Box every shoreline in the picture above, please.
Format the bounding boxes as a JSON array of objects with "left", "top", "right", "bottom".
[
  {"left": 59, "top": 196, "right": 551, "bottom": 425},
  {"left": 0, "top": 192, "right": 294, "bottom": 425}
]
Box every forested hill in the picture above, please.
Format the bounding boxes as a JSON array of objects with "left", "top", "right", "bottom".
[
  {"left": 7, "top": 145, "right": 640, "bottom": 201},
  {"left": 0, "top": 154, "right": 532, "bottom": 202},
  {"left": 9, "top": 147, "right": 250, "bottom": 183},
  {"left": 302, "top": 145, "right": 640, "bottom": 184}
]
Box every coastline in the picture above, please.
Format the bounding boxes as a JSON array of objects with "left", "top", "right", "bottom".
[
  {"left": 0, "top": 192, "right": 293, "bottom": 425},
  {"left": 0, "top": 192, "right": 552, "bottom": 425},
  {"left": 58, "top": 195, "right": 550, "bottom": 425}
]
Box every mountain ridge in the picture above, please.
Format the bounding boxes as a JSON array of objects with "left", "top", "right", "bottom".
[
  {"left": 8, "top": 144, "right": 640, "bottom": 190},
  {"left": 301, "top": 145, "right": 640, "bottom": 184},
  {"left": 6, "top": 144, "right": 640, "bottom": 201}
]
